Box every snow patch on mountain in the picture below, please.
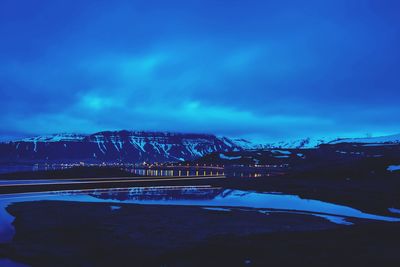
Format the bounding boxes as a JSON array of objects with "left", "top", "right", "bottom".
[
  {"left": 4, "top": 130, "right": 249, "bottom": 163},
  {"left": 19, "top": 133, "right": 86, "bottom": 143},
  {"left": 222, "top": 137, "right": 261, "bottom": 150},
  {"left": 329, "top": 134, "right": 400, "bottom": 145},
  {"left": 262, "top": 133, "right": 400, "bottom": 149},
  {"left": 129, "top": 136, "right": 146, "bottom": 152},
  {"left": 219, "top": 154, "right": 242, "bottom": 160},
  {"left": 91, "top": 134, "right": 107, "bottom": 154},
  {"left": 264, "top": 137, "right": 336, "bottom": 149}
]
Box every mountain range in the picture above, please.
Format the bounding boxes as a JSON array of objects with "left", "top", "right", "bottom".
[
  {"left": 1, "top": 130, "right": 399, "bottom": 164},
  {"left": 262, "top": 134, "right": 400, "bottom": 149},
  {"left": 0, "top": 131, "right": 244, "bottom": 164}
]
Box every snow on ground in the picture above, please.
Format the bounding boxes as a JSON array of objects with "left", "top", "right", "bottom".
[
  {"left": 271, "top": 150, "right": 292, "bottom": 155},
  {"left": 387, "top": 165, "right": 400, "bottom": 172},
  {"left": 388, "top": 208, "right": 400, "bottom": 214},
  {"left": 330, "top": 133, "right": 400, "bottom": 145},
  {"left": 265, "top": 137, "right": 336, "bottom": 149},
  {"left": 202, "top": 207, "right": 231, "bottom": 212},
  {"left": 225, "top": 137, "right": 262, "bottom": 150},
  {"left": 219, "top": 154, "right": 242, "bottom": 160},
  {"left": 264, "top": 133, "right": 400, "bottom": 148}
]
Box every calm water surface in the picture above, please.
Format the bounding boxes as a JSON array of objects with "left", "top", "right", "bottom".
[{"left": 1, "top": 186, "right": 400, "bottom": 244}]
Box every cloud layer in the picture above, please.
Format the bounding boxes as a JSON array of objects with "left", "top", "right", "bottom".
[{"left": 1, "top": 0, "right": 399, "bottom": 141}]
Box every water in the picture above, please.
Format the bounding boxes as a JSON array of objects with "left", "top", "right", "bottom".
[
  {"left": 0, "top": 164, "right": 286, "bottom": 178},
  {"left": 1, "top": 186, "right": 399, "bottom": 243},
  {"left": 0, "top": 164, "right": 225, "bottom": 177},
  {"left": 0, "top": 179, "right": 76, "bottom": 186},
  {"left": 0, "top": 259, "right": 29, "bottom": 267},
  {"left": 0, "top": 165, "right": 39, "bottom": 174}
]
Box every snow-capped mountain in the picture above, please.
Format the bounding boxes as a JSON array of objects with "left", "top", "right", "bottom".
[
  {"left": 248, "top": 134, "right": 400, "bottom": 149},
  {"left": 0, "top": 130, "right": 247, "bottom": 163},
  {"left": 20, "top": 133, "right": 86, "bottom": 143},
  {"left": 328, "top": 134, "right": 400, "bottom": 145},
  {"left": 2, "top": 130, "right": 400, "bottom": 164},
  {"left": 261, "top": 133, "right": 400, "bottom": 149},
  {"left": 219, "top": 137, "right": 263, "bottom": 150},
  {"left": 263, "top": 137, "right": 337, "bottom": 149}
]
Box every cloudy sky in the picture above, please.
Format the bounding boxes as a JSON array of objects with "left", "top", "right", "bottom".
[{"left": 1, "top": 0, "right": 399, "bottom": 142}]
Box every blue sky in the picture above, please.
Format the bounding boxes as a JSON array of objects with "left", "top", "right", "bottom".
[{"left": 0, "top": 0, "right": 399, "bottom": 142}]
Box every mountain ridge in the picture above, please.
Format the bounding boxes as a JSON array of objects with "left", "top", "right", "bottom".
[
  {"left": 328, "top": 133, "right": 400, "bottom": 145},
  {"left": 1, "top": 130, "right": 399, "bottom": 164},
  {"left": 0, "top": 130, "right": 245, "bottom": 163},
  {"left": 262, "top": 133, "right": 400, "bottom": 149}
]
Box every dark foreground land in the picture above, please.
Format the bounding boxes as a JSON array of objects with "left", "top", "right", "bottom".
[
  {"left": 1, "top": 201, "right": 400, "bottom": 267},
  {"left": 1, "top": 167, "right": 400, "bottom": 266}
]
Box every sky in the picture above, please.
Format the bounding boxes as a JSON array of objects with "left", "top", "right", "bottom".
[{"left": 0, "top": 0, "right": 399, "bottom": 142}]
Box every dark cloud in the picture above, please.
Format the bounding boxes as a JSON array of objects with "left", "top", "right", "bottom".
[{"left": 0, "top": 0, "right": 399, "bottom": 141}]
